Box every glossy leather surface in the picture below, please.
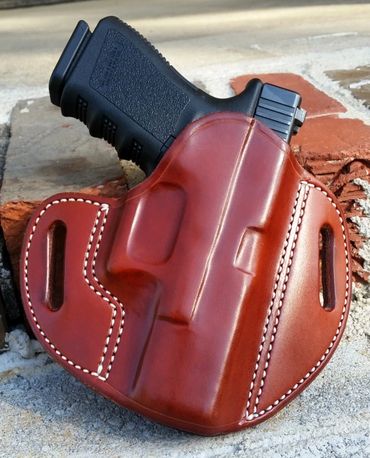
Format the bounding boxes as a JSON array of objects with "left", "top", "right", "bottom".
[{"left": 20, "top": 113, "right": 351, "bottom": 435}]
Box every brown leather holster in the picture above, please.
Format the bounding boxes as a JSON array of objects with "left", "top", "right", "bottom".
[{"left": 20, "top": 113, "right": 351, "bottom": 435}]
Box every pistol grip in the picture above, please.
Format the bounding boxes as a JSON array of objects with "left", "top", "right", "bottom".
[{"left": 50, "top": 17, "right": 304, "bottom": 174}]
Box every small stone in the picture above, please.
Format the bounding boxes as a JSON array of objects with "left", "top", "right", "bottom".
[{"left": 7, "top": 329, "right": 34, "bottom": 359}]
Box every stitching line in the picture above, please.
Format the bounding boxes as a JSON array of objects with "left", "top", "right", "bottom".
[
  {"left": 252, "top": 183, "right": 309, "bottom": 415},
  {"left": 24, "top": 198, "right": 125, "bottom": 382},
  {"left": 83, "top": 203, "right": 125, "bottom": 378},
  {"left": 245, "top": 183, "right": 307, "bottom": 418},
  {"left": 246, "top": 181, "right": 350, "bottom": 420}
]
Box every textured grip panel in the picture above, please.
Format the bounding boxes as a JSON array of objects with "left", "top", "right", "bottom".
[
  {"left": 102, "top": 117, "right": 117, "bottom": 146},
  {"left": 90, "top": 30, "right": 190, "bottom": 143},
  {"left": 76, "top": 96, "right": 88, "bottom": 124}
]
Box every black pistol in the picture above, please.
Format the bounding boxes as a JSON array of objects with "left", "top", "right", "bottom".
[{"left": 50, "top": 16, "right": 306, "bottom": 174}]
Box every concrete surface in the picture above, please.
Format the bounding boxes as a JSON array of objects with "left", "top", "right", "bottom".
[
  {"left": 0, "top": 333, "right": 369, "bottom": 458},
  {"left": 327, "top": 66, "right": 370, "bottom": 109},
  {"left": 0, "top": 1, "right": 370, "bottom": 457},
  {"left": 0, "top": 97, "right": 124, "bottom": 204}
]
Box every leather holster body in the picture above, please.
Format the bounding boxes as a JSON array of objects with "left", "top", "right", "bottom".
[{"left": 20, "top": 113, "right": 351, "bottom": 435}]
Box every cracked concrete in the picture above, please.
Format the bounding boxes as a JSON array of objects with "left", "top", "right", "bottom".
[{"left": 0, "top": 124, "right": 10, "bottom": 187}]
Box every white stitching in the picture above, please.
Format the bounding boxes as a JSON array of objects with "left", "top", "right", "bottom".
[
  {"left": 245, "top": 183, "right": 307, "bottom": 418},
  {"left": 82, "top": 203, "right": 125, "bottom": 377},
  {"left": 24, "top": 198, "right": 125, "bottom": 381},
  {"left": 82, "top": 204, "right": 124, "bottom": 379},
  {"left": 246, "top": 181, "right": 350, "bottom": 420},
  {"left": 252, "top": 184, "right": 310, "bottom": 413}
]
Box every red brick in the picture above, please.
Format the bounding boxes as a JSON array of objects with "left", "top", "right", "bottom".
[
  {"left": 292, "top": 117, "right": 370, "bottom": 160},
  {"left": 231, "top": 73, "right": 346, "bottom": 117}
]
